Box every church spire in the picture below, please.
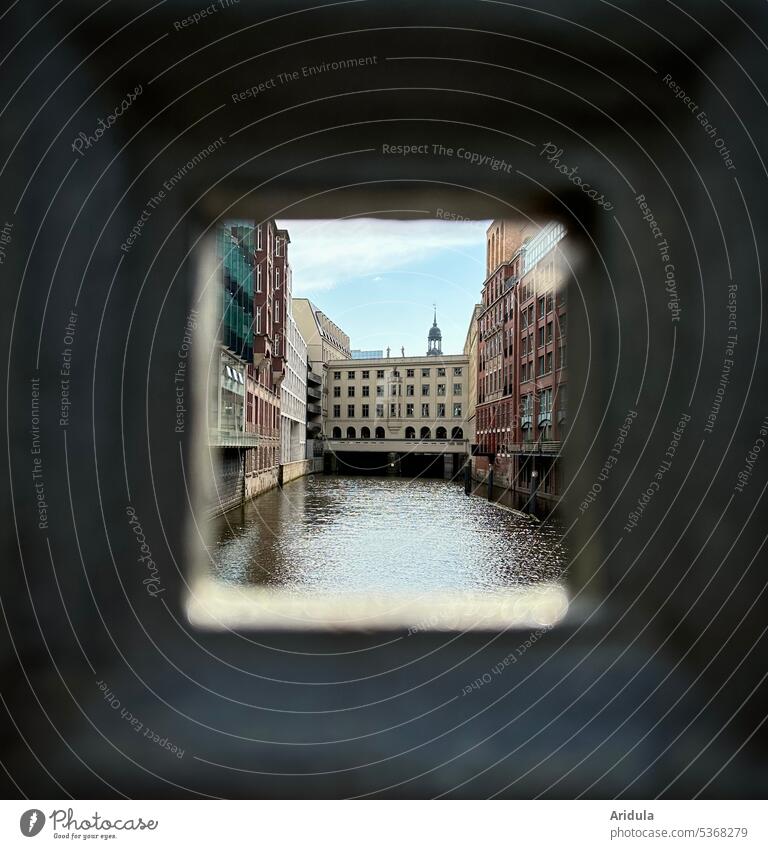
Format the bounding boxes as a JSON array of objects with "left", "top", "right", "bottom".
[{"left": 427, "top": 305, "right": 442, "bottom": 356}]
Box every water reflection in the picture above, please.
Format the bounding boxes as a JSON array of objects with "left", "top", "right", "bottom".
[{"left": 209, "top": 475, "right": 567, "bottom": 595}]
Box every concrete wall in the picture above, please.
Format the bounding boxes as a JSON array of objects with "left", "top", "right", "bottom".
[
  {"left": 281, "top": 458, "right": 312, "bottom": 485},
  {"left": 245, "top": 467, "right": 280, "bottom": 501}
]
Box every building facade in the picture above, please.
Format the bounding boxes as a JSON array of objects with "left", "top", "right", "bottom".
[
  {"left": 474, "top": 220, "right": 568, "bottom": 513},
  {"left": 210, "top": 219, "right": 305, "bottom": 513},
  {"left": 351, "top": 348, "right": 384, "bottom": 359},
  {"left": 278, "top": 249, "right": 308, "bottom": 465},
  {"left": 463, "top": 303, "right": 482, "bottom": 445},
  {"left": 325, "top": 352, "right": 470, "bottom": 441},
  {"left": 293, "top": 298, "right": 351, "bottom": 440}
]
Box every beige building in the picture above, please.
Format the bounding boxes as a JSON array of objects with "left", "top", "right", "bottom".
[
  {"left": 293, "top": 298, "right": 351, "bottom": 436},
  {"left": 325, "top": 354, "right": 470, "bottom": 441},
  {"left": 463, "top": 303, "right": 482, "bottom": 445}
]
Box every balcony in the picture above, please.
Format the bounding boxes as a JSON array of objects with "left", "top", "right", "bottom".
[
  {"left": 306, "top": 384, "right": 321, "bottom": 400},
  {"left": 307, "top": 402, "right": 322, "bottom": 416},
  {"left": 209, "top": 428, "right": 277, "bottom": 448},
  {"left": 307, "top": 370, "right": 322, "bottom": 385}
]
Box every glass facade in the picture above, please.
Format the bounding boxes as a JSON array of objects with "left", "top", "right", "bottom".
[{"left": 216, "top": 223, "right": 255, "bottom": 364}]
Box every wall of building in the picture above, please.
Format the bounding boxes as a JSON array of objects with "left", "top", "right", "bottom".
[
  {"left": 280, "top": 267, "right": 308, "bottom": 463},
  {"left": 475, "top": 220, "right": 567, "bottom": 503},
  {"left": 485, "top": 219, "right": 539, "bottom": 277},
  {"left": 281, "top": 458, "right": 313, "bottom": 485},
  {"left": 325, "top": 354, "right": 470, "bottom": 440},
  {"left": 463, "top": 303, "right": 482, "bottom": 445},
  {"left": 293, "top": 298, "right": 351, "bottom": 437}
]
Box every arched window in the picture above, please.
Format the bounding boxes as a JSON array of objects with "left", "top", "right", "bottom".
[
  {"left": 375, "top": 426, "right": 385, "bottom": 439},
  {"left": 420, "top": 426, "right": 431, "bottom": 439},
  {"left": 332, "top": 426, "right": 342, "bottom": 438},
  {"left": 435, "top": 426, "right": 447, "bottom": 439},
  {"left": 451, "top": 426, "right": 464, "bottom": 439},
  {"left": 346, "top": 426, "right": 356, "bottom": 439},
  {"left": 360, "top": 426, "right": 370, "bottom": 439},
  {"left": 405, "top": 426, "right": 416, "bottom": 439}
]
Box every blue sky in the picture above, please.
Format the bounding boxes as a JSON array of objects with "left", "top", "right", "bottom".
[{"left": 277, "top": 218, "right": 490, "bottom": 355}]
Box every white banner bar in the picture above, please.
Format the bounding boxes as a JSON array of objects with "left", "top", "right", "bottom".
[{"left": 2, "top": 800, "right": 765, "bottom": 848}]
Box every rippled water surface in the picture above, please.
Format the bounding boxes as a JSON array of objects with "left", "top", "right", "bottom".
[{"left": 210, "top": 475, "right": 567, "bottom": 594}]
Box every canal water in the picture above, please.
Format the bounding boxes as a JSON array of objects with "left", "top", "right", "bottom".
[{"left": 209, "top": 474, "right": 568, "bottom": 594}]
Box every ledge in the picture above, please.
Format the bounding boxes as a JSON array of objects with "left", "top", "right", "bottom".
[{"left": 186, "top": 579, "right": 569, "bottom": 632}]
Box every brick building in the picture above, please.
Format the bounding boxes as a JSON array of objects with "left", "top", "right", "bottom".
[
  {"left": 209, "top": 219, "right": 296, "bottom": 511},
  {"left": 474, "top": 220, "right": 568, "bottom": 514}
]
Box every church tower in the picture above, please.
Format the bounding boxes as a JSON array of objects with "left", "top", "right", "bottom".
[{"left": 426, "top": 306, "right": 442, "bottom": 356}]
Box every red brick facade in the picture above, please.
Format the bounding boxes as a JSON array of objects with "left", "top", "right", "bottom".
[
  {"left": 475, "top": 220, "right": 568, "bottom": 511},
  {"left": 229, "top": 220, "right": 290, "bottom": 474}
]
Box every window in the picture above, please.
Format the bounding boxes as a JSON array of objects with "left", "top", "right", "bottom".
[
  {"left": 437, "top": 403, "right": 446, "bottom": 417},
  {"left": 557, "top": 384, "right": 567, "bottom": 418},
  {"left": 275, "top": 268, "right": 281, "bottom": 290},
  {"left": 538, "top": 355, "right": 545, "bottom": 376},
  {"left": 406, "top": 403, "right": 414, "bottom": 417},
  {"left": 406, "top": 368, "right": 415, "bottom": 377},
  {"left": 362, "top": 404, "right": 370, "bottom": 418},
  {"left": 275, "top": 237, "right": 282, "bottom": 256},
  {"left": 421, "top": 368, "right": 430, "bottom": 377},
  {"left": 256, "top": 265, "right": 262, "bottom": 292},
  {"left": 546, "top": 321, "right": 553, "bottom": 343},
  {"left": 333, "top": 371, "right": 341, "bottom": 379},
  {"left": 376, "top": 403, "right": 384, "bottom": 417},
  {"left": 391, "top": 385, "right": 399, "bottom": 396},
  {"left": 333, "top": 386, "right": 341, "bottom": 397},
  {"left": 538, "top": 326, "right": 545, "bottom": 348},
  {"left": 274, "top": 302, "right": 280, "bottom": 322},
  {"left": 422, "top": 384, "right": 430, "bottom": 396},
  {"left": 546, "top": 351, "right": 553, "bottom": 373},
  {"left": 362, "top": 370, "right": 370, "bottom": 379},
  {"left": 348, "top": 370, "right": 355, "bottom": 379},
  {"left": 362, "top": 385, "right": 370, "bottom": 397},
  {"left": 453, "top": 402, "right": 462, "bottom": 417},
  {"left": 559, "top": 343, "right": 567, "bottom": 368},
  {"left": 377, "top": 369, "right": 385, "bottom": 378},
  {"left": 538, "top": 296, "right": 545, "bottom": 318},
  {"left": 256, "top": 224, "right": 262, "bottom": 250},
  {"left": 454, "top": 367, "right": 463, "bottom": 376},
  {"left": 333, "top": 404, "right": 341, "bottom": 417},
  {"left": 348, "top": 386, "right": 355, "bottom": 397},
  {"left": 255, "top": 306, "right": 262, "bottom": 334},
  {"left": 437, "top": 384, "right": 446, "bottom": 396},
  {"left": 347, "top": 404, "right": 355, "bottom": 417},
  {"left": 453, "top": 383, "right": 462, "bottom": 395},
  {"left": 376, "top": 385, "right": 384, "bottom": 397},
  {"left": 559, "top": 314, "right": 567, "bottom": 336},
  {"left": 437, "top": 367, "right": 446, "bottom": 376},
  {"left": 406, "top": 384, "right": 414, "bottom": 396},
  {"left": 421, "top": 403, "right": 430, "bottom": 417},
  {"left": 546, "top": 293, "right": 553, "bottom": 313},
  {"left": 390, "top": 403, "right": 398, "bottom": 417},
  {"left": 393, "top": 369, "right": 400, "bottom": 377}
]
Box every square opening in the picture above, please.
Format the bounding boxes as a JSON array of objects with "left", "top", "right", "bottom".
[{"left": 187, "top": 215, "right": 575, "bottom": 631}]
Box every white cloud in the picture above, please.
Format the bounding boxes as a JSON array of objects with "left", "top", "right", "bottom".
[{"left": 276, "top": 218, "right": 489, "bottom": 293}]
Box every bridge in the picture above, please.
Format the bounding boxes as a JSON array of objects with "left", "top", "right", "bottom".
[
  {"left": 324, "top": 437, "right": 469, "bottom": 455},
  {"left": 324, "top": 437, "right": 469, "bottom": 480}
]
